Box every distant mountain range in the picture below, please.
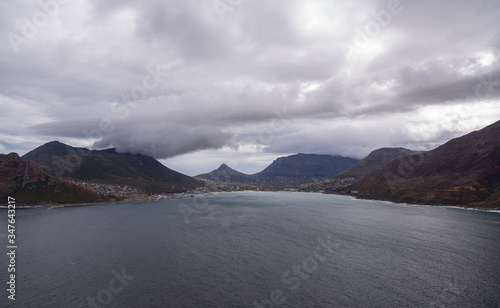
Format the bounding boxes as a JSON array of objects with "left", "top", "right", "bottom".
[
  {"left": 196, "top": 153, "right": 358, "bottom": 185},
  {"left": 2, "top": 120, "right": 498, "bottom": 208},
  {"left": 349, "top": 120, "right": 500, "bottom": 207},
  {"left": 22, "top": 141, "right": 202, "bottom": 194},
  {"left": 253, "top": 153, "right": 358, "bottom": 183},
  {"left": 2, "top": 142, "right": 360, "bottom": 205}
]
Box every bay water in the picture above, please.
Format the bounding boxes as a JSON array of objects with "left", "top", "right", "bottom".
[{"left": 1, "top": 192, "right": 499, "bottom": 307}]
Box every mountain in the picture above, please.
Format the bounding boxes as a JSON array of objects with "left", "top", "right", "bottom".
[
  {"left": 350, "top": 120, "right": 500, "bottom": 208},
  {"left": 335, "top": 148, "right": 422, "bottom": 180},
  {"left": 196, "top": 164, "right": 253, "bottom": 183},
  {"left": 253, "top": 153, "right": 358, "bottom": 184},
  {"left": 301, "top": 148, "right": 421, "bottom": 192},
  {"left": 22, "top": 140, "right": 90, "bottom": 162},
  {"left": 0, "top": 153, "right": 100, "bottom": 205},
  {"left": 22, "top": 141, "right": 203, "bottom": 194},
  {"left": 195, "top": 154, "right": 358, "bottom": 186}
]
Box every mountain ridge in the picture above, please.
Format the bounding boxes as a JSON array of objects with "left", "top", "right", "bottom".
[
  {"left": 253, "top": 153, "right": 358, "bottom": 182},
  {"left": 197, "top": 153, "right": 359, "bottom": 186},
  {"left": 22, "top": 141, "right": 91, "bottom": 162},
  {"left": 334, "top": 147, "right": 423, "bottom": 180},
  {"left": 22, "top": 141, "right": 203, "bottom": 194},
  {"left": 349, "top": 120, "right": 500, "bottom": 207},
  {"left": 0, "top": 153, "right": 101, "bottom": 205}
]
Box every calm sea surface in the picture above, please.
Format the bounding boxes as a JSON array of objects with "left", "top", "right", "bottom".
[{"left": 1, "top": 192, "right": 499, "bottom": 307}]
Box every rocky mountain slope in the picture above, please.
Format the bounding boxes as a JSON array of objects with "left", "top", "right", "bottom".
[
  {"left": 196, "top": 163, "right": 253, "bottom": 183},
  {"left": 252, "top": 153, "right": 358, "bottom": 184},
  {"left": 0, "top": 153, "right": 100, "bottom": 205},
  {"left": 301, "top": 148, "right": 420, "bottom": 192},
  {"left": 335, "top": 148, "right": 422, "bottom": 180},
  {"left": 196, "top": 153, "right": 359, "bottom": 186},
  {"left": 22, "top": 141, "right": 203, "bottom": 194},
  {"left": 349, "top": 120, "right": 500, "bottom": 208}
]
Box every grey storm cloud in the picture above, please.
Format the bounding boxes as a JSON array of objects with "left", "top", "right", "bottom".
[
  {"left": 93, "top": 123, "right": 234, "bottom": 159},
  {"left": 1, "top": 0, "right": 500, "bottom": 172},
  {"left": 29, "top": 119, "right": 233, "bottom": 159}
]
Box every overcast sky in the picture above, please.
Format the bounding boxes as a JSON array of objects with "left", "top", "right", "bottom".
[{"left": 1, "top": 0, "right": 500, "bottom": 175}]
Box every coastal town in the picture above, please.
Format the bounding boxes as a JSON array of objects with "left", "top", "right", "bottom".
[
  {"left": 65, "top": 177, "right": 355, "bottom": 205},
  {"left": 66, "top": 179, "right": 203, "bottom": 203}
]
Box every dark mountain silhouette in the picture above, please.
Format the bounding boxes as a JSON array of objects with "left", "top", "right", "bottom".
[
  {"left": 22, "top": 141, "right": 90, "bottom": 162},
  {"left": 335, "top": 148, "right": 422, "bottom": 180},
  {"left": 196, "top": 154, "right": 358, "bottom": 185},
  {"left": 350, "top": 120, "right": 500, "bottom": 208},
  {"left": 0, "top": 153, "right": 100, "bottom": 205},
  {"left": 196, "top": 164, "right": 253, "bottom": 183},
  {"left": 305, "top": 148, "right": 421, "bottom": 192},
  {"left": 22, "top": 141, "right": 202, "bottom": 194},
  {"left": 252, "top": 153, "right": 358, "bottom": 184}
]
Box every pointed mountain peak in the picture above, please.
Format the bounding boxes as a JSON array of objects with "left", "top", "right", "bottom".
[
  {"left": 218, "top": 163, "right": 230, "bottom": 170},
  {"left": 196, "top": 163, "right": 251, "bottom": 183},
  {"left": 216, "top": 163, "right": 244, "bottom": 173}
]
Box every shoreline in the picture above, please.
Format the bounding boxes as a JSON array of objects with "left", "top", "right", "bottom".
[
  {"left": 352, "top": 197, "right": 500, "bottom": 213},
  {"left": 0, "top": 193, "right": 209, "bottom": 209},
  {"left": 218, "top": 191, "right": 500, "bottom": 213},
  {"left": 189, "top": 191, "right": 500, "bottom": 213},
  {"left": 343, "top": 194, "right": 500, "bottom": 213},
  {"left": 1, "top": 190, "right": 499, "bottom": 213}
]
